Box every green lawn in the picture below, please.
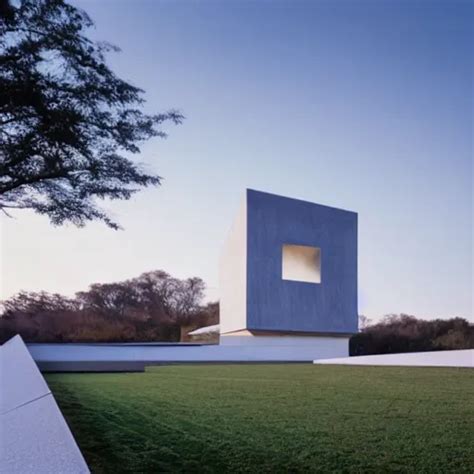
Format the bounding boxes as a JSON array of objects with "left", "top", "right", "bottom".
[{"left": 46, "top": 365, "right": 474, "bottom": 473}]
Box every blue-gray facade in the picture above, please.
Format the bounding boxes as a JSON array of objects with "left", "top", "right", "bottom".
[{"left": 246, "top": 189, "right": 358, "bottom": 334}]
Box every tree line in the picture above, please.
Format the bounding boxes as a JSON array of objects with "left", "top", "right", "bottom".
[
  {"left": 1, "top": 276, "right": 472, "bottom": 352},
  {"left": 350, "top": 314, "right": 473, "bottom": 355},
  {"left": 0, "top": 270, "right": 218, "bottom": 343}
]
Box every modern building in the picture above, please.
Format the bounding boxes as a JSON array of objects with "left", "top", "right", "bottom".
[
  {"left": 219, "top": 189, "right": 358, "bottom": 357},
  {"left": 25, "top": 189, "right": 359, "bottom": 365}
]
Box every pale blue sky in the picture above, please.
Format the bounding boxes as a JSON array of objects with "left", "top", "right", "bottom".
[{"left": 1, "top": 0, "right": 472, "bottom": 320}]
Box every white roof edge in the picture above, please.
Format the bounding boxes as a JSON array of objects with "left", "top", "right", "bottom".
[
  {"left": 314, "top": 349, "right": 474, "bottom": 367},
  {"left": 188, "top": 324, "right": 220, "bottom": 335}
]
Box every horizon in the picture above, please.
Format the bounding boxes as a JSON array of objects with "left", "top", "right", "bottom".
[{"left": 1, "top": 0, "right": 472, "bottom": 322}]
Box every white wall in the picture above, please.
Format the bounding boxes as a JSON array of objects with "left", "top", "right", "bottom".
[
  {"left": 27, "top": 339, "right": 349, "bottom": 363},
  {"left": 219, "top": 195, "right": 247, "bottom": 334},
  {"left": 220, "top": 332, "right": 348, "bottom": 348},
  {"left": 314, "top": 349, "right": 474, "bottom": 368},
  {"left": 0, "top": 336, "right": 89, "bottom": 473}
]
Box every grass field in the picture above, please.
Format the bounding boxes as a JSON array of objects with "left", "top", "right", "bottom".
[{"left": 46, "top": 365, "right": 474, "bottom": 473}]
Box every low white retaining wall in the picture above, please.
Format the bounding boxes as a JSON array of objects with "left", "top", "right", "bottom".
[
  {"left": 27, "top": 336, "right": 349, "bottom": 368},
  {"left": 0, "top": 336, "right": 89, "bottom": 473},
  {"left": 314, "top": 349, "right": 474, "bottom": 368}
]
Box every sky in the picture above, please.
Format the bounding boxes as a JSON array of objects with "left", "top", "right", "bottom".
[{"left": 1, "top": 0, "right": 472, "bottom": 321}]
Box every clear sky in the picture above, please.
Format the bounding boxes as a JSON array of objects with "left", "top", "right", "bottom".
[{"left": 1, "top": 0, "right": 472, "bottom": 321}]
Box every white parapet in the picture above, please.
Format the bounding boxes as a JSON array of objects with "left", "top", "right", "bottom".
[
  {"left": 220, "top": 331, "right": 349, "bottom": 355},
  {"left": 314, "top": 349, "right": 474, "bottom": 368},
  {"left": 0, "top": 335, "right": 89, "bottom": 473},
  {"left": 27, "top": 336, "right": 349, "bottom": 367}
]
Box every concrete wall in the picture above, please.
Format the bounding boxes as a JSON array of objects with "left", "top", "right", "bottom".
[
  {"left": 246, "top": 189, "right": 358, "bottom": 334},
  {"left": 220, "top": 333, "right": 349, "bottom": 350},
  {"left": 27, "top": 339, "right": 349, "bottom": 365},
  {"left": 1, "top": 336, "right": 89, "bottom": 472},
  {"left": 219, "top": 196, "right": 247, "bottom": 334},
  {"left": 314, "top": 349, "right": 474, "bottom": 368}
]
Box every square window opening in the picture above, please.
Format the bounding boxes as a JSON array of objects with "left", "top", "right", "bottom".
[{"left": 282, "top": 244, "right": 321, "bottom": 283}]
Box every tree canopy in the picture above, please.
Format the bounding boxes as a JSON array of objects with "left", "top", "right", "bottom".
[
  {"left": 0, "top": 270, "right": 214, "bottom": 343},
  {"left": 350, "top": 314, "right": 474, "bottom": 355},
  {"left": 0, "top": 0, "right": 183, "bottom": 228}
]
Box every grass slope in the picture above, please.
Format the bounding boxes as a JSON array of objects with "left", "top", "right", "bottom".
[{"left": 46, "top": 365, "right": 474, "bottom": 473}]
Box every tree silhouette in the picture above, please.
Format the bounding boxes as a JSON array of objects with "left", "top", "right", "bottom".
[
  {"left": 0, "top": 0, "right": 183, "bottom": 228},
  {"left": 0, "top": 270, "right": 211, "bottom": 343}
]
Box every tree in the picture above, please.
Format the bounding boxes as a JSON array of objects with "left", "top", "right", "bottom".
[
  {"left": 133, "top": 270, "right": 178, "bottom": 325},
  {"left": 358, "top": 314, "right": 372, "bottom": 330},
  {"left": 169, "top": 276, "right": 206, "bottom": 325},
  {"left": 0, "top": 290, "right": 79, "bottom": 342},
  {"left": 76, "top": 282, "right": 142, "bottom": 321},
  {"left": 0, "top": 0, "right": 183, "bottom": 228},
  {"left": 0, "top": 270, "right": 207, "bottom": 343},
  {"left": 2, "top": 290, "right": 78, "bottom": 317},
  {"left": 349, "top": 314, "right": 474, "bottom": 356}
]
